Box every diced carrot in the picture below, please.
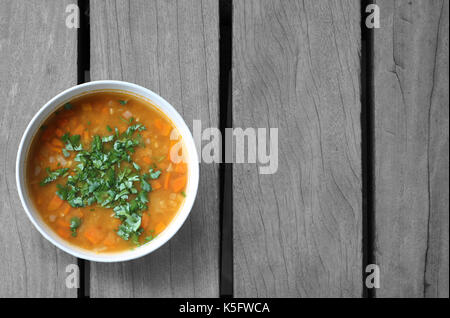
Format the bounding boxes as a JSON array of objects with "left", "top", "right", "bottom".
[
  {"left": 57, "top": 118, "right": 69, "bottom": 128},
  {"left": 56, "top": 227, "right": 71, "bottom": 239},
  {"left": 110, "top": 217, "right": 121, "bottom": 230},
  {"left": 55, "top": 128, "right": 64, "bottom": 137},
  {"left": 82, "top": 103, "right": 92, "bottom": 112},
  {"left": 161, "top": 126, "right": 171, "bottom": 136},
  {"left": 170, "top": 175, "right": 187, "bottom": 193},
  {"left": 174, "top": 163, "right": 187, "bottom": 174},
  {"left": 83, "top": 130, "right": 90, "bottom": 143},
  {"left": 120, "top": 125, "right": 128, "bottom": 133},
  {"left": 56, "top": 218, "right": 70, "bottom": 228},
  {"left": 163, "top": 172, "right": 171, "bottom": 190},
  {"left": 154, "top": 118, "right": 171, "bottom": 136},
  {"left": 84, "top": 227, "right": 106, "bottom": 244},
  {"left": 49, "top": 146, "right": 61, "bottom": 153},
  {"left": 48, "top": 195, "right": 63, "bottom": 211},
  {"left": 71, "top": 209, "right": 84, "bottom": 218},
  {"left": 154, "top": 222, "right": 166, "bottom": 235},
  {"left": 46, "top": 143, "right": 62, "bottom": 154},
  {"left": 49, "top": 161, "right": 58, "bottom": 170},
  {"left": 142, "top": 156, "right": 152, "bottom": 165},
  {"left": 158, "top": 161, "right": 169, "bottom": 170},
  {"left": 141, "top": 130, "right": 151, "bottom": 138},
  {"left": 151, "top": 180, "right": 162, "bottom": 190},
  {"left": 102, "top": 232, "right": 117, "bottom": 247},
  {"left": 61, "top": 203, "right": 71, "bottom": 216},
  {"left": 73, "top": 124, "right": 84, "bottom": 136},
  {"left": 93, "top": 102, "right": 102, "bottom": 111},
  {"left": 153, "top": 118, "right": 163, "bottom": 130},
  {"left": 141, "top": 213, "right": 150, "bottom": 229},
  {"left": 51, "top": 138, "right": 64, "bottom": 147}
]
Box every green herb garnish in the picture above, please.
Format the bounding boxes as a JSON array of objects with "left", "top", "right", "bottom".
[
  {"left": 132, "top": 162, "right": 141, "bottom": 171},
  {"left": 119, "top": 100, "right": 128, "bottom": 105},
  {"left": 64, "top": 103, "right": 73, "bottom": 110},
  {"left": 40, "top": 168, "right": 69, "bottom": 186},
  {"left": 40, "top": 122, "right": 162, "bottom": 245},
  {"left": 70, "top": 217, "right": 82, "bottom": 237},
  {"left": 61, "top": 133, "right": 82, "bottom": 151},
  {"left": 148, "top": 168, "right": 161, "bottom": 179},
  {"left": 144, "top": 235, "right": 154, "bottom": 243},
  {"left": 62, "top": 148, "right": 70, "bottom": 158}
]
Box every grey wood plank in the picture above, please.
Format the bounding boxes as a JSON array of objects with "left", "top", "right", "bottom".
[
  {"left": 374, "top": 0, "right": 449, "bottom": 298},
  {"left": 0, "top": 0, "right": 78, "bottom": 297},
  {"left": 233, "top": 0, "right": 362, "bottom": 297},
  {"left": 89, "top": 0, "right": 219, "bottom": 297}
]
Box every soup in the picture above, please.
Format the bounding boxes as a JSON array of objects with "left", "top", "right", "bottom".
[{"left": 26, "top": 91, "right": 188, "bottom": 252}]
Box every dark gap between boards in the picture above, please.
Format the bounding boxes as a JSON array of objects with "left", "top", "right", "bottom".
[
  {"left": 219, "top": 0, "right": 233, "bottom": 298},
  {"left": 77, "top": 0, "right": 90, "bottom": 299},
  {"left": 360, "top": 0, "right": 375, "bottom": 298}
]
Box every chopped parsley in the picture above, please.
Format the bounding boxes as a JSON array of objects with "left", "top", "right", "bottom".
[
  {"left": 40, "top": 122, "right": 162, "bottom": 244},
  {"left": 61, "top": 133, "right": 83, "bottom": 151},
  {"left": 147, "top": 168, "right": 161, "bottom": 179},
  {"left": 62, "top": 148, "right": 70, "bottom": 158},
  {"left": 120, "top": 116, "right": 134, "bottom": 125},
  {"left": 119, "top": 100, "right": 128, "bottom": 105},
  {"left": 40, "top": 168, "right": 69, "bottom": 186},
  {"left": 70, "top": 217, "right": 81, "bottom": 237}
]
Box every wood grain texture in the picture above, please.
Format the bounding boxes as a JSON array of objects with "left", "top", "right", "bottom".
[
  {"left": 374, "top": 0, "right": 449, "bottom": 298},
  {"left": 0, "top": 0, "right": 78, "bottom": 297},
  {"left": 89, "top": 0, "right": 219, "bottom": 297},
  {"left": 233, "top": 0, "right": 362, "bottom": 297}
]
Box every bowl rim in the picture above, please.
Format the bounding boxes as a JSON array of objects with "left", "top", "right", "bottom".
[{"left": 15, "top": 80, "right": 199, "bottom": 262}]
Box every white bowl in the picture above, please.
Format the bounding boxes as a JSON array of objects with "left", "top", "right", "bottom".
[{"left": 16, "top": 80, "right": 199, "bottom": 262}]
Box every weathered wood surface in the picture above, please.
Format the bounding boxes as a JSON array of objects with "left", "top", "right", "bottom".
[
  {"left": 233, "top": 0, "right": 363, "bottom": 297},
  {"left": 0, "top": 0, "right": 78, "bottom": 297},
  {"left": 0, "top": 0, "right": 448, "bottom": 299},
  {"left": 89, "top": 0, "right": 220, "bottom": 297},
  {"left": 373, "top": 0, "right": 449, "bottom": 298}
]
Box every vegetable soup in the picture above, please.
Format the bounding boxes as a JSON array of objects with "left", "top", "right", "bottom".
[{"left": 26, "top": 91, "right": 188, "bottom": 252}]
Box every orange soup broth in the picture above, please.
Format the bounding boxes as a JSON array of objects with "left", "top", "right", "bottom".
[{"left": 26, "top": 91, "right": 188, "bottom": 253}]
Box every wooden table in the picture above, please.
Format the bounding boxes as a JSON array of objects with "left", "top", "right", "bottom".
[{"left": 0, "top": 0, "right": 448, "bottom": 298}]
